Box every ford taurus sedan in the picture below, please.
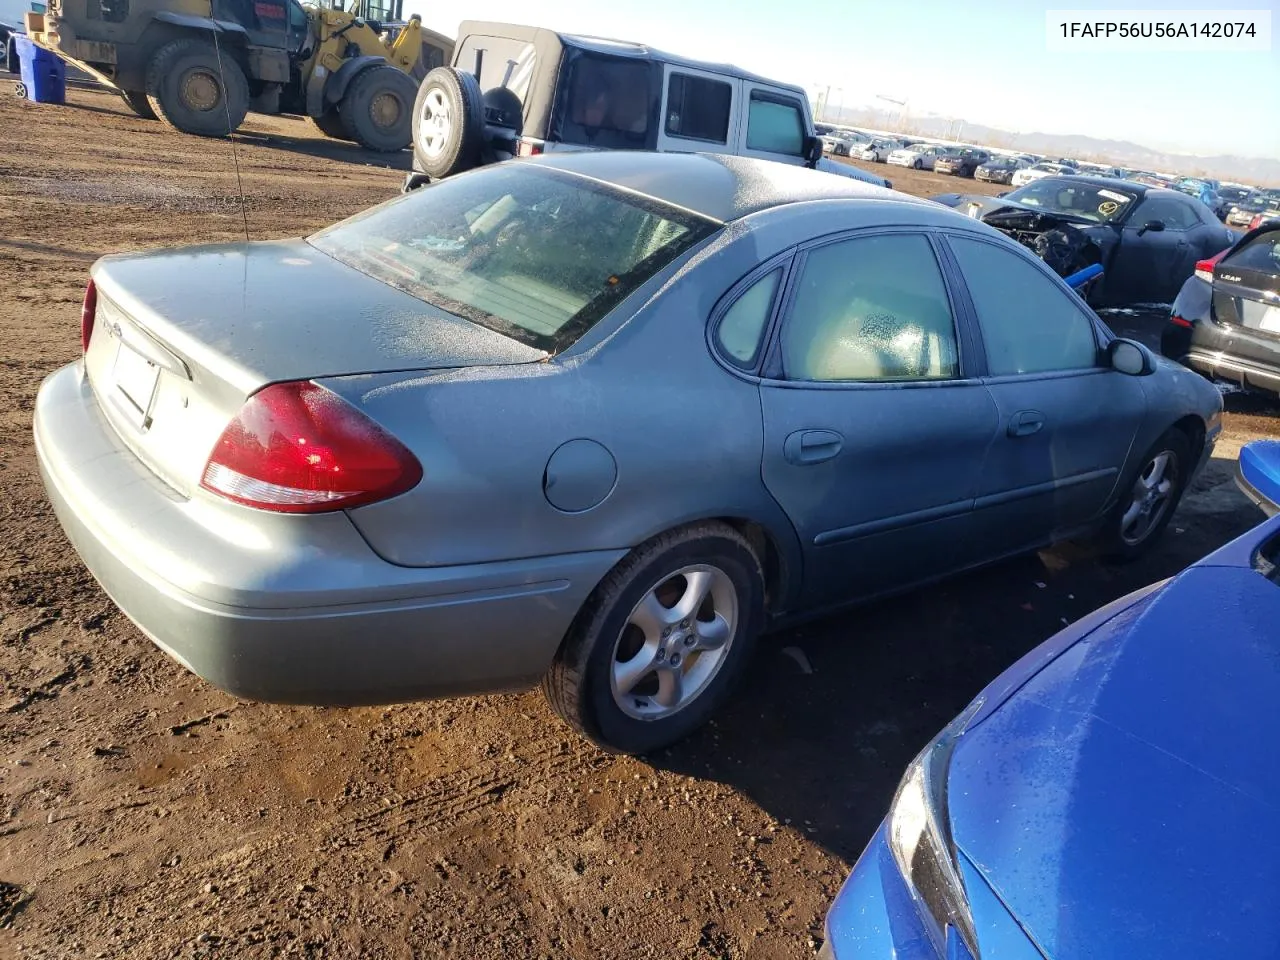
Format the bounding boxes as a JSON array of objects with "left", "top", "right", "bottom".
[
  {"left": 34, "top": 152, "right": 1222, "bottom": 754},
  {"left": 822, "top": 506, "right": 1280, "bottom": 960}
]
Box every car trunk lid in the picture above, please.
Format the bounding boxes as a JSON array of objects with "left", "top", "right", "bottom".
[
  {"left": 84, "top": 240, "right": 545, "bottom": 497},
  {"left": 1211, "top": 230, "right": 1280, "bottom": 365}
]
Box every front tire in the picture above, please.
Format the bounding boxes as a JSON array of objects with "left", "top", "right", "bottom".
[
  {"left": 913, "top": 159, "right": 922, "bottom": 169},
  {"left": 1091, "top": 428, "right": 1192, "bottom": 561},
  {"left": 542, "top": 522, "right": 765, "bottom": 755},
  {"left": 338, "top": 64, "right": 419, "bottom": 152},
  {"left": 145, "top": 38, "right": 249, "bottom": 137}
]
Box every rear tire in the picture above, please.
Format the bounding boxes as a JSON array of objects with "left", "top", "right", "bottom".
[
  {"left": 411, "top": 65, "right": 484, "bottom": 179},
  {"left": 309, "top": 109, "right": 352, "bottom": 142},
  {"left": 913, "top": 159, "right": 922, "bottom": 169},
  {"left": 120, "top": 89, "right": 157, "bottom": 119},
  {"left": 1089, "top": 427, "right": 1192, "bottom": 561},
  {"left": 541, "top": 522, "right": 765, "bottom": 755},
  {"left": 338, "top": 64, "right": 419, "bottom": 152},
  {"left": 145, "top": 38, "right": 249, "bottom": 137}
]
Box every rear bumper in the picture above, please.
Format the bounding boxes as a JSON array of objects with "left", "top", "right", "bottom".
[
  {"left": 34, "top": 363, "right": 623, "bottom": 705},
  {"left": 1185, "top": 347, "right": 1280, "bottom": 395}
]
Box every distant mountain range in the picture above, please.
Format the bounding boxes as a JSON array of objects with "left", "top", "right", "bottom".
[{"left": 820, "top": 105, "right": 1279, "bottom": 186}]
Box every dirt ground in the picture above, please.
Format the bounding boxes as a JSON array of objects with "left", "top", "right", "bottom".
[{"left": 1, "top": 87, "right": 1277, "bottom": 960}]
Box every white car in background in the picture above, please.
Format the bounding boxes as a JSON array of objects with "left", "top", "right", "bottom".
[
  {"left": 1010, "top": 161, "right": 1077, "bottom": 187},
  {"left": 855, "top": 138, "right": 896, "bottom": 162},
  {"left": 821, "top": 130, "right": 868, "bottom": 157},
  {"left": 887, "top": 144, "right": 949, "bottom": 170}
]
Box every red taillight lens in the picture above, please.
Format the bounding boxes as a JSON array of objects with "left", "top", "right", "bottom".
[
  {"left": 200, "top": 381, "right": 422, "bottom": 513},
  {"left": 516, "top": 139, "right": 543, "bottom": 157},
  {"left": 1195, "top": 250, "right": 1227, "bottom": 284},
  {"left": 81, "top": 279, "right": 97, "bottom": 353},
  {"left": 1170, "top": 315, "right": 1193, "bottom": 328}
]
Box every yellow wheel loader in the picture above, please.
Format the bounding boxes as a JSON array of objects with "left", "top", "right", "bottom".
[{"left": 22, "top": 0, "right": 452, "bottom": 150}]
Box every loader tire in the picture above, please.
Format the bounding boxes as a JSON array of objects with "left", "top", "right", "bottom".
[
  {"left": 145, "top": 38, "right": 249, "bottom": 138},
  {"left": 120, "top": 89, "right": 157, "bottom": 120},
  {"left": 411, "top": 66, "right": 484, "bottom": 179},
  {"left": 338, "top": 64, "right": 418, "bottom": 152},
  {"left": 310, "top": 109, "right": 352, "bottom": 142}
]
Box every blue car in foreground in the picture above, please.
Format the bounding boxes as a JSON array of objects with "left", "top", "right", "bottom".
[{"left": 824, "top": 446, "right": 1280, "bottom": 960}]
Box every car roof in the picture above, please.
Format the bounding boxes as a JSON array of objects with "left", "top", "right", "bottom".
[
  {"left": 526, "top": 152, "right": 931, "bottom": 222},
  {"left": 463, "top": 21, "right": 806, "bottom": 94}
]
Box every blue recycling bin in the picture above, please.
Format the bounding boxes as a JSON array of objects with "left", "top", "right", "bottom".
[{"left": 13, "top": 35, "right": 66, "bottom": 105}]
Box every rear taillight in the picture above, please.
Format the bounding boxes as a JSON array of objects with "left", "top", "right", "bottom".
[
  {"left": 81, "top": 279, "right": 97, "bottom": 353},
  {"left": 1170, "top": 315, "right": 1193, "bottom": 328},
  {"left": 1195, "top": 250, "right": 1227, "bottom": 284},
  {"left": 516, "top": 139, "right": 543, "bottom": 157},
  {"left": 200, "top": 381, "right": 422, "bottom": 513}
]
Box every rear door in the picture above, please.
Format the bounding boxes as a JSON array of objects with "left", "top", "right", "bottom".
[
  {"left": 943, "top": 232, "right": 1147, "bottom": 553},
  {"left": 756, "top": 230, "right": 999, "bottom": 610},
  {"left": 1211, "top": 229, "right": 1280, "bottom": 368},
  {"left": 656, "top": 65, "right": 739, "bottom": 156}
]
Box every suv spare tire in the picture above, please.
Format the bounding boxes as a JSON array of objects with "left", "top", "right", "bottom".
[
  {"left": 412, "top": 66, "right": 484, "bottom": 179},
  {"left": 338, "top": 64, "right": 419, "bottom": 152}
]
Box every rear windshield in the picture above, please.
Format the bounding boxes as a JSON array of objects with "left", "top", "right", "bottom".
[
  {"left": 307, "top": 165, "right": 717, "bottom": 354},
  {"left": 1222, "top": 230, "right": 1280, "bottom": 273}
]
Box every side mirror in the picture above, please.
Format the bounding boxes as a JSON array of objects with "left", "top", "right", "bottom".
[
  {"left": 803, "top": 135, "right": 824, "bottom": 167},
  {"left": 1137, "top": 219, "right": 1165, "bottom": 236},
  {"left": 1108, "top": 338, "right": 1156, "bottom": 376}
]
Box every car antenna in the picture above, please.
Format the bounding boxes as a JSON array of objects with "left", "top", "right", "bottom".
[{"left": 208, "top": 27, "right": 252, "bottom": 243}]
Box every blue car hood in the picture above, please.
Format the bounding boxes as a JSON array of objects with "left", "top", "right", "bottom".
[{"left": 948, "top": 557, "right": 1280, "bottom": 960}]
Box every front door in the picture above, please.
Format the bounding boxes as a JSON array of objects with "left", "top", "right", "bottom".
[
  {"left": 758, "top": 231, "right": 999, "bottom": 609},
  {"left": 736, "top": 84, "right": 809, "bottom": 168},
  {"left": 1111, "top": 194, "right": 1197, "bottom": 304},
  {"left": 944, "top": 233, "right": 1147, "bottom": 553}
]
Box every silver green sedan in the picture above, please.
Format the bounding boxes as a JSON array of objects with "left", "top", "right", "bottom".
[{"left": 34, "top": 152, "right": 1222, "bottom": 754}]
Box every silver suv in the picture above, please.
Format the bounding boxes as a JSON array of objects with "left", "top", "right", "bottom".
[{"left": 404, "top": 21, "right": 891, "bottom": 191}]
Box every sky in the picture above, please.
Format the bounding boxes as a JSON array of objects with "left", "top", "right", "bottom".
[{"left": 405, "top": 0, "right": 1280, "bottom": 159}]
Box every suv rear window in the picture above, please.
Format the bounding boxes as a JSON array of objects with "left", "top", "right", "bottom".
[
  {"left": 308, "top": 164, "right": 717, "bottom": 354},
  {"left": 1221, "top": 229, "right": 1280, "bottom": 273},
  {"left": 559, "top": 54, "right": 653, "bottom": 148},
  {"left": 455, "top": 35, "right": 537, "bottom": 104}
]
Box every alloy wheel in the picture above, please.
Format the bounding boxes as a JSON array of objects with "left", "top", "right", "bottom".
[
  {"left": 610, "top": 565, "right": 739, "bottom": 721},
  {"left": 1121, "top": 450, "right": 1179, "bottom": 546}
]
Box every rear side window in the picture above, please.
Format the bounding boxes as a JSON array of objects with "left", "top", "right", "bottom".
[
  {"left": 746, "top": 92, "right": 805, "bottom": 156},
  {"left": 716, "top": 269, "right": 781, "bottom": 367},
  {"left": 781, "top": 234, "right": 959, "bottom": 382},
  {"left": 949, "top": 236, "right": 1099, "bottom": 376},
  {"left": 560, "top": 55, "right": 652, "bottom": 148},
  {"left": 309, "top": 165, "right": 717, "bottom": 354},
  {"left": 665, "top": 73, "right": 732, "bottom": 144},
  {"left": 1221, "top": 231, "right": 1280, "bottom": 273}
]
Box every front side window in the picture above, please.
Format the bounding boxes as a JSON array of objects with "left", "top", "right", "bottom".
[
  {"left": 949, "top": 236, "right": 1099, "bottom": 376},
  {"left": 746, "top": 92, "right": 805, "bottom": 156},
  {"left": 1133, "top": 195, "right": 1199, "bottom": 230},
  {"left": 716, "top": 269, "right": 781, "bottom": 367},
  {"left": 665, "top": 72, "right": 732, "bottom": 144},
  {"left": 560, "top": 54, "right": 652, "bottom": 148},
  {"left": 309, "top": 165, "right": 717, "bottom": 354},
  {"left": 781, "top": 234, "right": 959, "bottom": 382}
]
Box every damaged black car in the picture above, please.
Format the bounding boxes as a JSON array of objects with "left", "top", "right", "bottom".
[{"left": 933, "top": 176, "right": 1238, "bottom": 307}]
